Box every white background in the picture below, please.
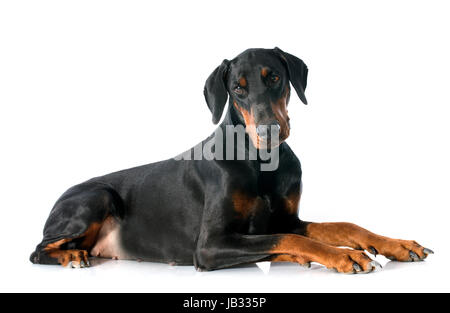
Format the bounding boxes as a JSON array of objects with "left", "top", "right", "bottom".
[{"left": 1, "top": 0, "right": 449, "bottom": 292}]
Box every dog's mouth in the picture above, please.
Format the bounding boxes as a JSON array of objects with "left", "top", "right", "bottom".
[
  {"left": 254, "top": 123, "right": 289, "bottom": 149},
  {"left": 233, "top": 101, "right": 290, "bottom": 149}
]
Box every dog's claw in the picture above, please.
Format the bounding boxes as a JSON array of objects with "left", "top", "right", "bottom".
[
  {"left": 67, "top": 260, "right": 90, "bottom": 269},
  {"left": 368, "top": 246, "right": 378, "bottom": 256},
  {"left": 301, "top": 262, "right": 311, "bottom": 269},
  {"left": 423, "top": 248, "right": 434, "bottom": 255},
  {"left": 370, "top": 260, "right": 382, "bottom": 271},
  {"left": 356, "top": 260, "right": 382, "bottom": 274},
  {"left": 353, "top": 263, "right": 362, "bottom": 272},
  {"left": 68, "top": 261, "right": 81, "bottom": 269},
  {"left": 409, "top": 251, "right": 420, "bottom": 262}
]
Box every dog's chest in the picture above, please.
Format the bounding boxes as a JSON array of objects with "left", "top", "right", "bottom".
[{"left": 233, "top": 193, "right": 273, "bottom": 234}]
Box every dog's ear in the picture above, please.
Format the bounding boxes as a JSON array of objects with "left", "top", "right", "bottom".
[
  {"left": 274, "top": 47, "right": 308, "bottom": 104},
  {"left": 204, "top": 59, "right": 230, "bottom": 124}
]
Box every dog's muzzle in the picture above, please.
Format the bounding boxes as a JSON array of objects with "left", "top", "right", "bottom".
[{"left": 256, "top": 122, "right": 281, "bottom": 141}]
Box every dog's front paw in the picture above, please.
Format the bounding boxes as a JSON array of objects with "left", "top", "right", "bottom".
[
  {"left": 325, "top": 249, "right": 381, "bottom": 274},
  {"left": 369, "top": 239, "right": 433, "bottom": 262}
]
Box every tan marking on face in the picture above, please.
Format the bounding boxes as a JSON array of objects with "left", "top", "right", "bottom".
[
  {"left": 271, "top": 87, "right": 290, "bottom": 142},
  {"left": 233, "top": 101, "right": 261, "bottom": 148},
  {"left": 238, "top": 77, "right": 247, "bottom": 87},
  {"left": 261, "top": 67, "right": 268, "bottom": 77},
  {"left": 234, "top": 87, "right": 290, "bottom": 149}
]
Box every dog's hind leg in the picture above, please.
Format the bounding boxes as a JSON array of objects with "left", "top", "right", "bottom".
[{"left": 30, "top": 182, "right": 124, "bottom": 268}]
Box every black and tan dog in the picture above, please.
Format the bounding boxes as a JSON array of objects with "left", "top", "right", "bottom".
[{"left": 30, "top": 48, "right": 433, "bottom": 273}]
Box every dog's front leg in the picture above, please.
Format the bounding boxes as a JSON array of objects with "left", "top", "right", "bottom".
[
  {"left": 270, "top": 182, "right": 433, "bottom": 263},
  {"left": 194, "top": 233, "right": 379, "bottom": 274},
  {"left": 304, "top": 222, "right": 433, "bottom": 262}
]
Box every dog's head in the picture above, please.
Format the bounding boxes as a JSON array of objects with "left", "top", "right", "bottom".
[{"left": 204, "top": 47, "right": 308, "bottom": 149}]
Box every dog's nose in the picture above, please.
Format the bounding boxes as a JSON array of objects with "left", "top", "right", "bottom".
[{"left": 256, "top": 122, "right": 280, "bottom": 139}]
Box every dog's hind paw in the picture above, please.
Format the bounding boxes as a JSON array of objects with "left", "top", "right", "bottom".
[{"left": 52, "top": 249, "right": 91, "bottom": 268}]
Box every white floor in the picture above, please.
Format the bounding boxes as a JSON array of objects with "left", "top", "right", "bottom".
[
  {"left": 1, "top": 0, "right": 449, "bottom": 294},
  {"left": 1, "top": 249, "right": 446, "bottom": 293}
]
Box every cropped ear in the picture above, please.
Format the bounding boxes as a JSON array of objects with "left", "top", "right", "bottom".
[
  {"left": 274, "top": 47, "right": 308, "bottom": 104},
  {"left": 204, "top": 59, "right": 230, "bottom": 124}
]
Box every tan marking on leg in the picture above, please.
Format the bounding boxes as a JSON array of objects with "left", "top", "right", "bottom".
[
  {"left": 306, "top": 222, "right": 428, "bottom": 261},
  {"left": 270, "top": 254, "right": 305, "bottom": 264},
  {"left": 270, "top": 234, "right": 374, "bottom": 273},
  {"left": 44, "top": 238, "right": 71, "bottom": 251},
  {"left": 43, "top": 218, "right": 107, "bottom": 266},
  {"left": 44, "top": 238, "right": 89, "bottom": 267},
  {"left": 47, "top": 249, "right": 89, "bottom": 267}
]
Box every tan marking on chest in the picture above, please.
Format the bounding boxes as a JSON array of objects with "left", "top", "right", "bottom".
[
  {"left": 90, "top": 216, "right": 129, "bottom": 260},
  {"left": 284, "top": 191, "right": 300, "bottom": 215},
  {"left": 232, "top": 191, "right": 258, "bottom": 218}
]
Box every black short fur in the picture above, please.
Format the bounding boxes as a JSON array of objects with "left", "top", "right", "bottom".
[{"left": 30, "top": 47, "right": 311, "bottom": 270}]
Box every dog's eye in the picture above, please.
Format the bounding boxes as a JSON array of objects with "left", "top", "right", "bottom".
[
  {"left": 234, "top": 86, "right": 244, "bottom": 95},
  {"left": 271, "top": 75, "right": 280, "bottom": 83}
]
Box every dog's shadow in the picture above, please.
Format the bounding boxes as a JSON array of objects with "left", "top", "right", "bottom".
[{"left": 85, "top": 256, "right": 429, "bottom": 276}]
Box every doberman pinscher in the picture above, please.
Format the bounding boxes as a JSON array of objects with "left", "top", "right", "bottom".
[{"left": 30, "top": 47, "right": 433, "bottom": 273}]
